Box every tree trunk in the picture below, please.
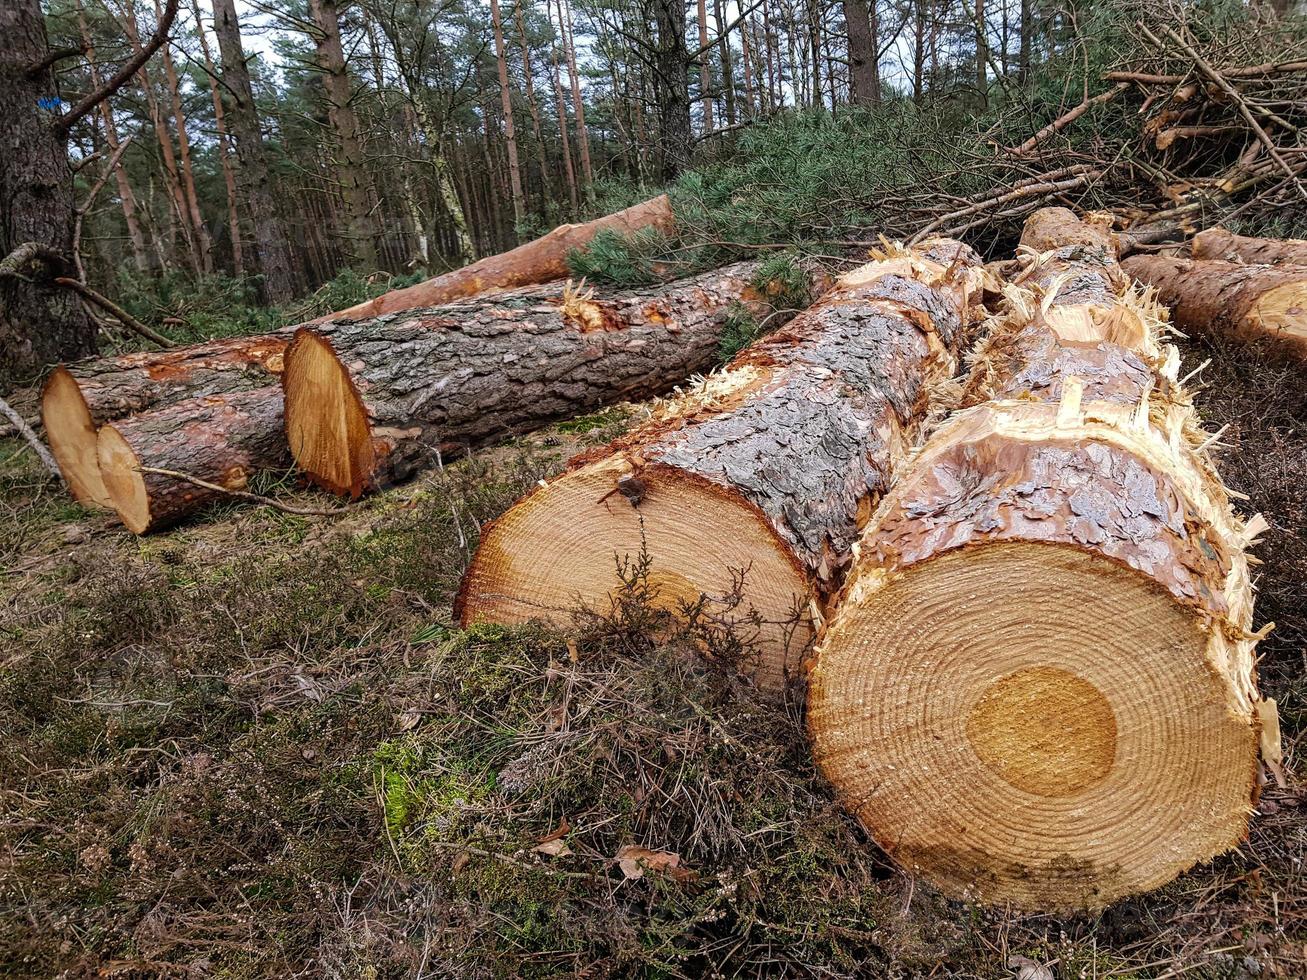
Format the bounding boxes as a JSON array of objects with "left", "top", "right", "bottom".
[
  {"left": 0, "top": 0, "right": 95, "bottom": 388},
  {"left": 974, "top": 0, "right": 989, "bottom": 103},
  {"left": 557, "top": 0, "right": 592, "bottom": 191},
  {"left": 155, "top": 0, "right": 213, "bottom": 273},
  {"left": 192, "top": 0, "right": 244, "bottom": 275},
  {"left": 489, "top": 0, "right": 526, "bottom": 228},
  {"left": 307, "top": 0, "right": 380, "bottom": 270},
  {"left": 714, "top": 0, "right": 737, "bottom": 125},
  {"left": 41, "top": 334, "right": 290, "bottom": 506},
  {"left": 284, "top": 262, "right": 785, "bottom": 498},
  {"left": 845, "top": 0, "right": 880, "bottom": 106},
  {"left": 653, "top": 0, "right": 692, "bottom": 178},
  {"left": 98, "top": 386, "right": 286, "bottom": 534},
  {"left": 514, "top": 0, "right": 553, "bottom": 202},
  {"left": 1122, "top": 254, "right": 1307, "bottom": 358},
  {"left": 1191, "top": 227, "right": 1307, "bottom": 266},
  {"left": 697, "top": 0, "right": 714, "bottom": 132},
  {"left": 549, "top": 37, "right": 580, "bottom": 210},
  {"left": 457, "top": 240, "right": 983, "bottom": 692},
  {"left": 809, "top": 208, "right": 1270, "bottom": 910},
  {"left": 78, "top": 0, "right": 152, "bottom": 274},
  {"left": 211, "top": 0, "right": 298, "bottom": 303},
  {"left": 318, "top": 194, "right": 674, "bottom": 321}
]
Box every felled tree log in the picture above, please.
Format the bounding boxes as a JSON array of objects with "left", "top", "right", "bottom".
[
  {"left": 456, "top": 240, "right": 984, "bottom": 692},
  {"left": 809, "top": 209, "right": 1271, "bottom": 910},
  {"left": 41, "top": 335, "right": 288, "bottom": 506},
  {"left": 97, "top": 387, "right": 285, "bottom": 534},
  {"left": 315, "top": 194, "right": 675, "bottom": 322},
  {"left": 42, "top": 196, "right": 673, "bottom": 510},
  {"left": 1121, "top": 253, "right": 1307, "bottom": 356},
  {"left": 1192, "top": 227, "right": 1307, "bottom": 266},
  {"left": 283, "top": 263, "right": 783, "bottom": 498}
]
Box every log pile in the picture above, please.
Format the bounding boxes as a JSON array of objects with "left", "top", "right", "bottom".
[
  {"left": 40, "top": 198, "right": 677, "bottom": 529},
  {"left": 456, "top": 239, "right": 986, "bottom": 691},
  {"left": 808, "top": 209, "right": 1275, "bottom": 909}
]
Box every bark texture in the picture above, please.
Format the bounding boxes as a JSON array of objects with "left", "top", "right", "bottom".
[
  {"left": 1121, "top": 253, "right": 1307, "bottom": 357},
  {"left": 1191, "top": 227, "right": 1307, "bottom": 267},
  {"left": 0, "top": 0, "right": 95, "bottom": 386},
  {"left": 97, "top": 387, "right": 286, "bottom": 533},
  {"left": 809, "top": 209, "right": 1270, "bottom": 911},
  {"left": 284, "top": 262, "right": 780, "bottom": 496},
  {"left": 41, "top": 334, "right": 288, "bottom": 506},
  {"left": 456, "top": 239, "right": 983, "bottom": 692},
  {"left": 317, "top": 195, "right": 674, "bottom": 322}
]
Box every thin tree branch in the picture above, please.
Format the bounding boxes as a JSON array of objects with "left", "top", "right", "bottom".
[
  {"left": 53, "top": 278, "right": 177, "bottom": 348},
  {"left": 56, "top": 0, "right": 181, "bottom": 134},
  {"left": 135, "top": 466, "right": 352, "bottom": 517},
  {"left": 0, "top": 395, "right": 61, "bottom": 480},
  {"left": 26, "top": 43, "right": 89, "bottom": 79}
]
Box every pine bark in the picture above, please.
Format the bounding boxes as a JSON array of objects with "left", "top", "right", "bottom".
[
  {"left": 809, "top": 208, "right": 1270, "bottom": 911},
  {"left": 212, "top": 0, "right": 298, "bottom": 303},
  {"left": 845, "top": 0, "right": 881, "bottom": 105},
  {"left": 457, "top": 240, "right": 983, "bottom": 692},
  {"left": 1191, "top": 227, "right": 1307, "bottom": 267},
  {"left": 654, "top": 0, "right": 692, "bottom": 178},
  {"left": 284, "top": 262, "right": 781, "bottom": 497},
  {"left": 308, "top": 0, "right": 380, "bottom": 270},
  {"left": 97, "top": 386, "right": 286, "bottom": 534},
  {"left": 0, "top": 0, "right": 95, "bottom": 387},
  {"left": 1121, "top": 253, "right": 1307, "bottom": 357}
]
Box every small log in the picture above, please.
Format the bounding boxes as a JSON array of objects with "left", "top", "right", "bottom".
[
  {"left": 41, "top": 335, "right": 288, "bottom": 506},
  {"left": 1191, "top": 227, "right": 1307, "bottom": 267},
  {"left": 809, "top": 209, "right": 1269, "bottom": 910},
  {"left": 283, "top": 263, "right": 786, "bottom": 498},
  {"left": 313, "top": 194, "right": 675, "bottom": 322},
  {"left": 456, "top": 240, "right": 984, "bottom": 692},
  {"left": 97, "top": 387, "right": 285, "bottom": 534},
  {"left": 1121, "top": 253, "right": 1307, "bottom": 356}
]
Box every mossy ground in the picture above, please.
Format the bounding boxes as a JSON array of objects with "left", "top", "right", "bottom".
[{"left": 1, "top": 335, "right": 1304, "bottom": 978}]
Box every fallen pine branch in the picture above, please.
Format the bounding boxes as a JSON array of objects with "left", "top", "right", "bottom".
[{"left": 134, "top": 465, "right": 350, "bottom": 519}]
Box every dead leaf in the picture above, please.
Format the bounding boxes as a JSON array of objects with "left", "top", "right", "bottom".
[
  {"left": 533, "top": 838, "right": 572, "bottom": 857},
  {"left": 615, "top": 844, "right": 681, "bottom": 880},
  {"left": 451, "top": 853, "right": 470, "bottom": 874},
  {"left": 566, "top": 640, "right": 579, "bottom": 664},
  {"left": 394, "top": 709, "right": 422, "bottom": 732},
  {"left": 1008, "top": 955, "right": 1054, "bottom": 980}
]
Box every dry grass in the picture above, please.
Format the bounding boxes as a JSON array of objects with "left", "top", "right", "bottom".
[{"left": 0, "top": 349, "right": 1303, "bottom": 977}]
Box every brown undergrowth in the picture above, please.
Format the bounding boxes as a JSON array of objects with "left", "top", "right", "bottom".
[{"left": 0, "top": 352, "right": 1304, "bottom": 976}]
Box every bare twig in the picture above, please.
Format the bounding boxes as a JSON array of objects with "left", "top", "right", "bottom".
[
  {"left": 135, "top": 466, "right": 352, "bottom": 518},
  {"left": 1012, "top": 83, "right": 1130, "bottom": 156},
  {"left": 0, "top": 394, "right": 61, "bottom": 480},
  {"left": 53, "top": 278, "right": 176, "bottom": 348},
  {"left": 73, "top": 136, "right": 135, "bottom": 281}
]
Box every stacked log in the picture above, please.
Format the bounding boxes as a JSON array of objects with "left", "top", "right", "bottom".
[
  {"left": 1121, "top": 253, "right": 1307, "bottom": 357},
  {"left": 456, "top": 239, "right": 985, "bottom": 692},
  {"left": 281, "top": 263, "right": 786, "bottom": 498},
  {"left": 312, "top": 194, "right": 674, "bottom": 322},
  {"left": 808, "top": 208, "right": 1273, "bottom": 909},
  {"left": 1191, "top": 227, "right": 1307, "bottom": 266},
  {"left": 43, "top": 197, "right": 674, "bottom": 527}
]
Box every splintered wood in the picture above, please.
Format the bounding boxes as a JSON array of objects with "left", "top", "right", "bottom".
[
  {"left": 456, "top": 239, "right": 984, "bottom": 692},
  {"left": 808, "top": 208, "right": 1273, "bottom": 910}
]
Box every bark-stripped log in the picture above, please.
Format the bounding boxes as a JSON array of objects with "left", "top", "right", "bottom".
[
  {"left": 809, "top": 208, "right": 1272, "bottom": 911},
  {"left": 41, "top": 335, "right": 288, "bottom": 506},
  {"left": 1192, "top": 227, "right": 1307, "bottom": 267},
  {"left": 1121, "top": 253, "right": 1307, "bottom": 357},
  {"left": 313, "top": 194, "right": 675, "bottom": 322},
  {"left": 456, "top": 240, "right": 985, "bottom": 692},
  {"left": 283, "top": 263, "right": 785, "bottom": 498},
  {"left": 97, "top": 387, "right": 285, "bottom": 534}
]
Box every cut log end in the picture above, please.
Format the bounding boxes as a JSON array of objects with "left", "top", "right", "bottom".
[
  {"left": 97, "top": 423, "right": 150, "bottom": 534},
  {"left": 456, "top": 459, "right": 815, "bottom": 692},
  {"left": 1251, "top": 280, "right": 1307, "bottom": 347},
  {"left": 282, "top": 328, "right": 374, "bottom": 498},
  {"left": 41, "top": 366, "right": 110, "bottom": 507},
  {"left": 809, "top": 541, "right": 1257, "bottom": 910}
]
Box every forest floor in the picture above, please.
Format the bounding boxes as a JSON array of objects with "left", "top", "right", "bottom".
[{"left": 1, "top": 330, "right": 1305, "bottom": 978}]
